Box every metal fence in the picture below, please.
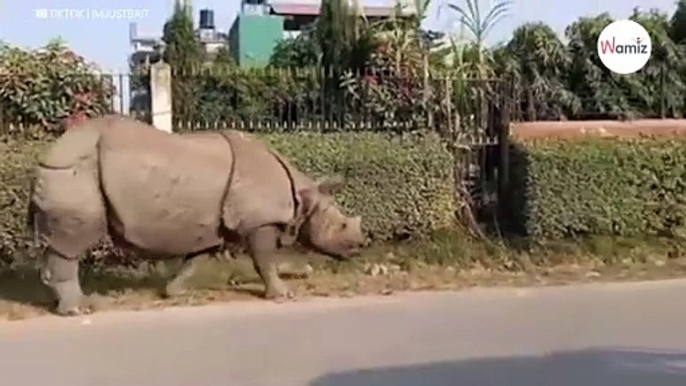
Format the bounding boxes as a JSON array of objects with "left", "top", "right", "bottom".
[{"left": 0, "top": 69, "right": 512, "bottom": 231}]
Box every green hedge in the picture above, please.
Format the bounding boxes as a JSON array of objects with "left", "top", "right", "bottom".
[
  {"left": 0, "top": 131, "right": 455, "bottom": 267},
  {"left": 510, "top": 137, "right": 686, "bottom": 240},
  {"left": 0, "top": 141, "right": 47, "bottom": 266}
]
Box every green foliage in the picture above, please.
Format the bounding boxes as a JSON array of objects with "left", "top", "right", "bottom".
[
  {"left": 162, "top": 2, "right": 205, "bottom": 123},
  {"left": 316, "top": 0, "right": 376, "bottom": 71},
  {"left": 495, "top": 22, "right": 580, "bottom": 121},
  {"left": 269, "top": 24, "right": 321, "bottom": 68},
  {"left": 510, "top": 138, "right": 686, "bottom": 241},
  {"left": 0, "top": 141, "right": 46, "bottom": 266},
  {"left": 186, "top": 67, "right": 322, "bottom": 128},
  {"left": 0, "top": 39, "right": 114, "bottom": 136},
  {"left": 212, "top": 46, "right": 235, "bottom": 66},
  {"left": 497, "top": 9, "right": 686, "bottom": 121},
  {"left": 0, "top": 132, "right": 454, "bottom": 267},
  {"left": 669, "top": 0, "right": 686, "bottom": 44}
]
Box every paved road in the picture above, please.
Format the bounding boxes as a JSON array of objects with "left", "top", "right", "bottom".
[{"left": 2, "top": 279, "right": 686, "bottom": 386}]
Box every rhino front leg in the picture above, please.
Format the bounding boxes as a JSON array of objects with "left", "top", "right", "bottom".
[
  {"left": 247, "top": 225, "right": 294, "bottom": 300},
  {"left": 40, "top": 248, "right": 84, "bottom": 316}
]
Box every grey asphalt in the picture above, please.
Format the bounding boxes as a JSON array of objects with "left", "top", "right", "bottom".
[{"left": 2, "top": 279, "right": 686, "bottom": 386}]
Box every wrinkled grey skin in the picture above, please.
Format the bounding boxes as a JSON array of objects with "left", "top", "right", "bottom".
[{"left": 27, "top": 115, "right": 366, "bottom": 316}]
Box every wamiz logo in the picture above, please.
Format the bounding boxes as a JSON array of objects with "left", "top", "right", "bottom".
[
  {"left": 599, "top": 37, "right": 649, "bottom": 55},
  {"left": 597, "top": 19, "right": 652, "bottom": 74}
]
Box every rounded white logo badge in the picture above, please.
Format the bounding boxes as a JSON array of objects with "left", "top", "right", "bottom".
[{"left": 597, "top": 19, "right": 652, "bottom": 74}]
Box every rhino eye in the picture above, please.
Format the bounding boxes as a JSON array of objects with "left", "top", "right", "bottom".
[{"left": 340, "top": 222, "right": 348, "bottom": 230}]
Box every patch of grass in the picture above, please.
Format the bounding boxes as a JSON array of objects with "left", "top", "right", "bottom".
[
  {"left": 2, "top": 234, "right": 686, "bottom": 321},
  {"left": 522, "top": 235, "right": 681, "bottom": 267}
]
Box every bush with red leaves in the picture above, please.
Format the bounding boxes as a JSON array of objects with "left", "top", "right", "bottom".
[{"left": 0, "top": 39, "right": 114, "bottom": 137}]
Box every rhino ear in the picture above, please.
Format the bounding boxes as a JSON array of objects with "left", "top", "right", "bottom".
[
  {"left": 317, "top": 177, "right": 345, "bottom": 196},
  {"left": 298, "top": 186, "right": 322, "bottom": 215}
]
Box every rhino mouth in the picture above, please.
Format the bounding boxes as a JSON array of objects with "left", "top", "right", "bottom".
[
  {"left": 330, "top": 243, "right": 362, "bottom": 260},
  {"left": 309, "top": 243, "right": 360, "bottom": 260}
]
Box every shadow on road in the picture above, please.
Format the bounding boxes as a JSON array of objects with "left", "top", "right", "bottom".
[
  {"left": 0, "top": 265, "right": 168, "bottom": 312},
  {"left": 309, "top": 348, "right": 686, "bottom": 386}
]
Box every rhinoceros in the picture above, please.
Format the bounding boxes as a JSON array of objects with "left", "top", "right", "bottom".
[{"left": 26, "top": 115, "right": 365, "bottom": 316}]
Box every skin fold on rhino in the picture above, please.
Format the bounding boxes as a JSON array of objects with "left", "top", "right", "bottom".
[{"left": 26, "top": 115, "right": 365, "bottom": 316}]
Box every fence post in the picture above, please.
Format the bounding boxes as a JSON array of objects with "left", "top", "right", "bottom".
[
  {"left": 150, "top": 61, "right": 173, "bottom": 133},
  {"left": 660, "top": 64, "right": 666, "bottom": 119},
  {"left": 497, "top": 82, "right": 511, "bottom": 225}
]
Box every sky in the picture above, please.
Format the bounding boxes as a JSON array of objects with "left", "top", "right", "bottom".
[{"left": 0, "top": 0, "right": 679, "bottom": 73}]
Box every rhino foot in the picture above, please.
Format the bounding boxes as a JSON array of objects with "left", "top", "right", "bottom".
[
  {"left": 163, "top": 281, "right": 189, "bottom": 298},
  {"left": 52, "top": 299, "right": 89, "bottom": 316},
  {"left": 264, "top": 283, "right": 295, "bottom": 302},
  {"left": 56, "top": 306, "right": 83, "bottom": 317}
]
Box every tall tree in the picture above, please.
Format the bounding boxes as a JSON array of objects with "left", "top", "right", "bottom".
[
  {"left": 632, "top": 8, "right": 686, "bottom": 118},
  {"left": 565, "top": 10, "right": 685, "bottom": 119},
  {"left": 316, "top": 0, "right": 374, "bottom": 71},
  {"left": 670, "top": 0, "right": 686, "bottom": 44},
  {"left": 496, "top": 22, "right": 579, "bottom": 120},
  {"left": 162, "top": 0, "right": 205, "bottom": 124},
  {"left": 564, "top": 13, "right": 632, "bottom": 118}
]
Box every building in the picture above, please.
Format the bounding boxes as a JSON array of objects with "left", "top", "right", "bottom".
[
  {"left": 128, "top": 8, "right": 228, "bottom": 69},
  {"left": 271, "top": 1, "right": 416, "bottom": 40},
  {"left": 128, "top": 7, "right": 229, "bottom": 117},
  {"left": 229, "top": 0, "right": 416, "bottom": 68},
  {"left": 129, "top": 22, "right": 163, "bottom": 69},
  {"left": 197, "top": 9, "right": 230, "bottom": 55},
  {"left": 229, "top": 0, "right": 284, "bottom": 68}
]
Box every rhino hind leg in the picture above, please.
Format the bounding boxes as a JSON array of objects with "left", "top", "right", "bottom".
[
  {"left": 33, "top": 162, "right": 107, "bottom": 316},
  {"left": 247, "top": 226, "right": 294, "bottom": 301},
  {"left": 39, "top": 249, "right": 85, "bottom": 316},
  {"left": 163, "top": 253, "right": 210, "bottom": 298}
]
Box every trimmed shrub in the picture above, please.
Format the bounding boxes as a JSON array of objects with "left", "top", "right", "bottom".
[
  {"left": 0, "top": 131, "right": 454, "bottom": 267},
  {"left": 510, "top": 137, "right": 686, "bottom": 240}
]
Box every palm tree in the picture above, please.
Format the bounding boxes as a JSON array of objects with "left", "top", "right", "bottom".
[
  {"left": 436, "top": 0, "right": 513, "bottom": 139},
  {"left": 444, "top": 0, "right": 512, "bottom": 79},
  {"left": 447, "top": 0, "right": 511, "bottom": 46},
  {"left": 496, "top": 22, "right": 580, "bottom": 120},
  {"left": 439, "top": 0, "right": 513, "bottom": 135},
  {"left": 376, "top": 0, "right": 433, "bottom": 73}
]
